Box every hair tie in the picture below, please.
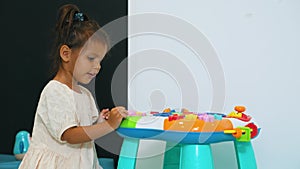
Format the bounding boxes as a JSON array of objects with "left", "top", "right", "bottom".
[{"left": 74, "top": 12, "right": 86, "bottom": 22}]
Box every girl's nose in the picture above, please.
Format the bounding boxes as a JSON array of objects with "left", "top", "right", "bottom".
[{"left": 94, "top": 62, "right": 101, "bottom": 70}]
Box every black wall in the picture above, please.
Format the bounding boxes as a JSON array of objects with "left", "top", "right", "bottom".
[{"left": 0, "top": 0, "right": 127, "bottom": 166}]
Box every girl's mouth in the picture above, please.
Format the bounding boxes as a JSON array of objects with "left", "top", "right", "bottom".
[{"left": 87, "top": 73, "right": 96, "bottom": 78}]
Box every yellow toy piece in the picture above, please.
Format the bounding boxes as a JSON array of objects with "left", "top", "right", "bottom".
[
  {"left": 185, "top": 114, "right": 198, "bottom": 120},
  {"left": 224, "top": 127, "right": 253, "bottom": 142},
  {"left": 227, "top": 111, "right": 242, "bottom": 118}
]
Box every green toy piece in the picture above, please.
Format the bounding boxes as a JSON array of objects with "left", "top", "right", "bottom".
[
  {"left": 236, "top": 127, "right": 252, "bottom": 142},
  {"left": 120, "top": 116, "right": 142, "bottom": 128}
]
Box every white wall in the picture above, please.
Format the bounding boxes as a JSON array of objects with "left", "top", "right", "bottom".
[{"left": 128, "top": 0, "right": 300, "bottom": 169}]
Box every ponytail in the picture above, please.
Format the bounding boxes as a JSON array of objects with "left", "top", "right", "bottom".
[{"left": 49, "top": 4, "right": 109, "bottom": 76}]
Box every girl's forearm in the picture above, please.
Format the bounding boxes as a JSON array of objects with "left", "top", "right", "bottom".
[{"left": 61, "top": 121, "right": 114, "bottom": 144}]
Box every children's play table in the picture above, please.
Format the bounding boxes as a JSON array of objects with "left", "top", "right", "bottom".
[{"left": 116, "top": 128, "right": 259, "bottom": 169}]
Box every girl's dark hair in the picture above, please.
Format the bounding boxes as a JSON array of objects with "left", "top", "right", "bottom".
[{"left": 50, "top": 4, "right": 109, "bottom": 76}]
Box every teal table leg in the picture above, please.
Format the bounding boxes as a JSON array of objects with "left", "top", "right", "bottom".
[
  {"left": 117, "top": 138, "right": 139, "bottom": 169},
  {"left": 163, "top": 142, "right": 181, "bottom": 169},
  {"left": 180, "top": 144, "right": 214, "bottom": 169},
  {"left": 234, "top": 141, "right": 257, "bottom": 169}
]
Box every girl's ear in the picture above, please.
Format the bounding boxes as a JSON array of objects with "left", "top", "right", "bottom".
[{"left": 59, "top": 45, "right": 72, "bottom": 62}]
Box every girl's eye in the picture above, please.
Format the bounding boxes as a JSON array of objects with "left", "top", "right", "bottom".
[{"left": 88, "top": 56, "right": 95, "bottom": 61}]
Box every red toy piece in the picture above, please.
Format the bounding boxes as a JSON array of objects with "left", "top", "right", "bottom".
[
  {"left": 245, "top": 123, "right": 258, "bottom": 138},
  {"left": 239, "top": 113, "right": 252, "bottom": 122}
]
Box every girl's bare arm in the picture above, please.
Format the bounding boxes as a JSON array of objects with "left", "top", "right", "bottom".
[{"left": 61, "top": 107, "right": 127, "bottom": 144}]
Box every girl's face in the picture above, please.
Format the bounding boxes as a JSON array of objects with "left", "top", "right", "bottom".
[{"left": 72, "top": 40, "right": 107, "bottom": 84}]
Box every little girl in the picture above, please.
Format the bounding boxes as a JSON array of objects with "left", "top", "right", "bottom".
[{"left": 18, "top": 4, "right": 127, "bottom": 169}]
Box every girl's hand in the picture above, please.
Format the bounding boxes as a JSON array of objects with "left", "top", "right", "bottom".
[
  {"left": 97, "top": 108, "right": 110, "bottom": 123},
  {"left": 106, "top": 106, "right": 128, "bottom": 129},
  {"left": 111, "top": 106, "right": 128, "bottom": 118},
  {"left": 100, "top": 108, "right": 110, "bottom": 120}
]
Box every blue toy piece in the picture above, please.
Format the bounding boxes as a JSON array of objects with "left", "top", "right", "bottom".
[
  {"left": 0, "top": 154, "right": 21, "bottom": 169},
  {"left": 153, "top": 112, "right": 172, "bottom": 117},
  {"left": 117, "top": 128, "right": 238, "bottom": 144},
  {"left": 13, "top": 131, "right": 30, "bottom": 155}
]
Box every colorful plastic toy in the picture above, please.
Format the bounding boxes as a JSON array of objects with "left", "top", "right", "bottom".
[
  {"left": 13, "top": 130, "right": 30, "bottom": 160},
  {"left": 121, "top": 106, "right": 259, "bottom": 142},
  {"left": 117, "top": 106, "right": 260, "bottom": 169}
]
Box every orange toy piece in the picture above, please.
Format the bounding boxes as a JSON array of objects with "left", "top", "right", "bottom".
[
  {"left": 234, "top": 106, "right": 246, "bottom": 113},
  {"left": 164, "top": 118, "right": 233, "bottom": 132},
  {"left": 232, "top": 128, "right": 243, "bottom": 138},
  {"left": 163, "top": 108, "right": 171, "bottom": 113}
]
